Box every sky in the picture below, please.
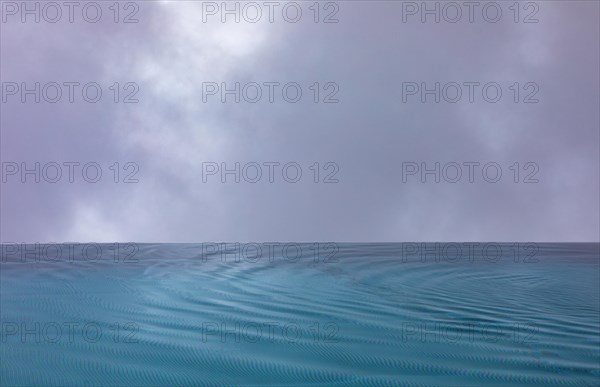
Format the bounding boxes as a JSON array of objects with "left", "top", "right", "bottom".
[{"left": 0, "top": 0, "right": 599, "bottom": 242}]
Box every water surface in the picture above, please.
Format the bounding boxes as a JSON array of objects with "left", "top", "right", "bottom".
[{"left": 1, "top": 243, "right": 598, "bottom": 386}]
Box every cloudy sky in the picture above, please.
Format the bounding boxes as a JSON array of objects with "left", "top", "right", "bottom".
[{"left": 1, "top": 1, "right": 598, "bottom": 242}]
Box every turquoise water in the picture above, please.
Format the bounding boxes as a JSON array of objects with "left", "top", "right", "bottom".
[{"left": 1, "top": 243, "right": 598, "bottom": 386}]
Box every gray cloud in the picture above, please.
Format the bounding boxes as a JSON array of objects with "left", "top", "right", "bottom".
[{"left": 1, "top": 1, "right": 598, "bottom": 242}]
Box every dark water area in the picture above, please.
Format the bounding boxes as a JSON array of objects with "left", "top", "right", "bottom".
[{"left": 1, "top": 243, "right": 598, "bottom": 386}]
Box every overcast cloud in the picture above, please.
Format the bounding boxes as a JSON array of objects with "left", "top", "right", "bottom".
[{"left": 1, "top": 1, "right": 598, "bottom": 242}]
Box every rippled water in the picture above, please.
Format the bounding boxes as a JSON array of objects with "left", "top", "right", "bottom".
[{"left": 1, "top": 243, "right": 598, "bottom": 386}]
